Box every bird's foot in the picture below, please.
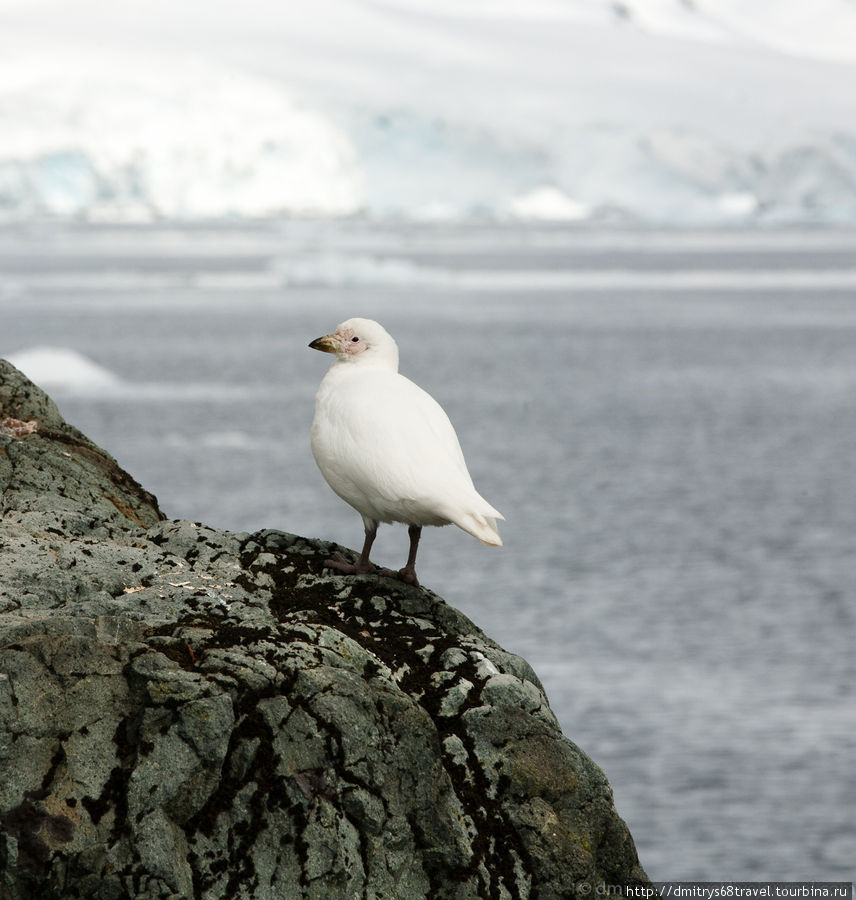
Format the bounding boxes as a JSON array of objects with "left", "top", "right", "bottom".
[
  {"left": 323, "top": 553, "right": 375, "bottom": 576},
  {"left": 378, "top": 565, "right": 419, "bottom": 587},
  {"left": 397, "top": 566, "right": 419, "bottom": 586}
]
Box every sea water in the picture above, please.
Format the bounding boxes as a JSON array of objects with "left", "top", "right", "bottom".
[{"left": 1, "top": 220, "right": 854, "bottom": 880}]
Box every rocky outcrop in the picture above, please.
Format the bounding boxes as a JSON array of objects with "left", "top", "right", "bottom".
[{"left": 0, "top": 359, "right": 649, "bottom": 899}]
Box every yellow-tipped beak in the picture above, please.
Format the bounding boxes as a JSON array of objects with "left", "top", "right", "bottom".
[{"left": 309, "top": 334, "right": 339, "bottom": 353}]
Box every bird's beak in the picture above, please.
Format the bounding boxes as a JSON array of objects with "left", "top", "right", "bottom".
[{"left": 309, "top": 334, "right": 339, "bottom": 354}]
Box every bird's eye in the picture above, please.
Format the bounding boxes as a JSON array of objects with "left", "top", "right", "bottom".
[{"left": 351, "top": 336, "right": 360, "bottom": 342}]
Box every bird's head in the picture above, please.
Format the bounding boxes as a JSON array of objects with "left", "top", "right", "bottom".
[{"left": 309, "top": 318, "right": 399, "bottom": 370}]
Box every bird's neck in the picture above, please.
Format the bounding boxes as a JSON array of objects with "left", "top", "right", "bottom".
[{"left": 330, "top": 356, "right": 398, "bottom": 375}]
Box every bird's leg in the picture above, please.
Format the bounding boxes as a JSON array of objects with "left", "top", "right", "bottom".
[
  {"left": 380, "top": 525, "right": 421, "bottom": 584},
  {"left": 324, "top": 520, "right": 378, "bottom": 575},
  {"left": 397, "top": 525, "right": 421, "bottom": 585}
]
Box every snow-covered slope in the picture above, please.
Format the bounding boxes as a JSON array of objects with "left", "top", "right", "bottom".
[{"left": 1, "top": 0, "right": 855, "bottom": 224}]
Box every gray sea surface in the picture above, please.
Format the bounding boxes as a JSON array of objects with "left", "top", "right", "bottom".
[{"left": 1, "top": 220, "right": 854, "bottom": 881}]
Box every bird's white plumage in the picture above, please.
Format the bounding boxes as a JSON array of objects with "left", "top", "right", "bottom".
[{"left": 310, "top": 318, "right": 503, "bottom": 546}]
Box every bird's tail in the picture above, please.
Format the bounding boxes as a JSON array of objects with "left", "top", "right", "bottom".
[
  {"left": 455, "top": 512, "right": 503, "bottom": 546},
  {"left": 448, "top": 491, "right": 504, "bottom": 546}
]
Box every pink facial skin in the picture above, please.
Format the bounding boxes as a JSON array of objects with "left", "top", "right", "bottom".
[{"left": 335, "top": 326, "right": 368, "bottom": 356}]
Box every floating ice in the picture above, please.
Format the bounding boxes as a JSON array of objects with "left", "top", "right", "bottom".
[{"left": 5, "top": 347, "right": 121, "bottom": 393}]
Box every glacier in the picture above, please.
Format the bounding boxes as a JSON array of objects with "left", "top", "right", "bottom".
[
  {"left": 0, "top": 58, "right": 363, "bottom": 220},
  {"left": 1, "top": 0, "right": 856, "bottom": 224}
]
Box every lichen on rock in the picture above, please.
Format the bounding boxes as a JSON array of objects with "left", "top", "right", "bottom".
[{"left": 0, "top": 359, "right": 650, "bottom": 899}]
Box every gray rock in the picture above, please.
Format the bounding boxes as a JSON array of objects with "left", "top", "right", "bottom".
[{"left": 0, "top": 359, "right": 650, "bottom": 898}]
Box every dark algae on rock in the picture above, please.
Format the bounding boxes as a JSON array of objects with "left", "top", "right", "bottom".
[{"left": 0, "top": 359, "right": 650, "bottom": 899}]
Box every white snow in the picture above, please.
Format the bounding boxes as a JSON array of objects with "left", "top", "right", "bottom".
[
  {"left": 2, "top": 345, "right": 264, "bottom": 400},
  {"left": 6, "top": 347, "right": 121, "bottom": 392},
  {"left": 0, "top": 55, "right": 362, "bottom": 220},
  {"left": 717, "top": 193, "right": 759, "bottom": 218},
  {"left": 507, "top": 187, "right": 589, "bottom": 222},
  {"left": 1, "top": 1, "right": 856, "bottom": 224}
]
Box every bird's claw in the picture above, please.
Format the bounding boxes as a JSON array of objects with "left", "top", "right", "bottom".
[
  {"left": 324, "top": 553, "right": 418, "bottom": 586},
  {"left": 378, "top": 566, "right": 419, "bottom": 587},
  {"left": 397, "top": 567, "right": 419, "bottom": 586},
  {"left": 323, "top": 554, "right": 375, "bottom": 576}
]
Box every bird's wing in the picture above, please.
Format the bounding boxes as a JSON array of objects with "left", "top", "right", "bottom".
[{"left": 313, "top": 369, "right": 501, "bottom": 526}]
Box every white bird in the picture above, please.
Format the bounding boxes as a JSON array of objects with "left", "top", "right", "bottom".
[{"left": 309, "top": 317, "right": 503, "bottom": 586}]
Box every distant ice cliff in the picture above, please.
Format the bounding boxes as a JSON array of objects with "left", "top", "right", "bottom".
[
  {"left": 0, "top": 61, "right": 362, "bottom": 221},
  {"left": 2, "top": 1, "right": 856, "bottom": 224}
]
